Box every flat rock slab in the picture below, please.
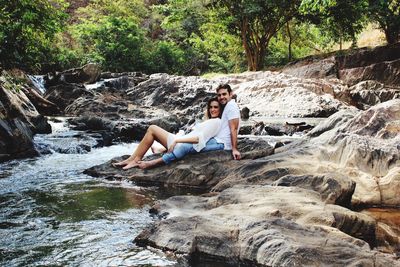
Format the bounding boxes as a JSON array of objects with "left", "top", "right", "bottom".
[{"left": 84, "top": 138, "right": 274, "bottom": 191}]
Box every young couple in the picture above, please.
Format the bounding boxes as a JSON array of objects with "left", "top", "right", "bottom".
[{"left": 113, "top": 84, "right": 241, "bottom": 170}]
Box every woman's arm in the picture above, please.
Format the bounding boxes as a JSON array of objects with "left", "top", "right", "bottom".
[
  {"left": 168, "top": 136, "right": 199, "bottom": 152},
  {"left": 175, "top": 136, "right": 199, "bottom": 144}
]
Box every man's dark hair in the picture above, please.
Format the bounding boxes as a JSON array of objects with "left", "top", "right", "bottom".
[{"left": 216, "top": 83, "right": 232, "bottom": 93}]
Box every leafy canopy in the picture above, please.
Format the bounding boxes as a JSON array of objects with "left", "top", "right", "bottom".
[{"left": 0, "top": 0, "right": 67, "bottom": 72}]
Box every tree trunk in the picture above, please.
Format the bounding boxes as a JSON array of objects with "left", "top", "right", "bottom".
[
  {"left": 286, "top": 22, "right": 292, "bottom": 61},
  {"left": 384, "top": 28, "right": 399, "bottom": 44}
]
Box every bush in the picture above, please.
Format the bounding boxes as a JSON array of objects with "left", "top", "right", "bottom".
[
  {"left": 145, "top": 41, "right": 186, "bottom": 74},
  {"left": 0, "top": 0, "right": 67, "bottom": 73}
]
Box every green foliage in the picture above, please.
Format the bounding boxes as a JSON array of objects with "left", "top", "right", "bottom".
[
  {"left": 266, "top": 22, "right": 334, "bottom": 66},
  {"left": 154, "top": 0, "right": 208, "bottom": 42},
  {"left": 0, "top": 0, "right": 68, "bottom": 73},
  {"left": 83, "top": 16, "right": 146, "bottom": 72},
  {"left": 189, "top": 8, "right": 245, "bottom": 73},
  {"left": 145, "top": 41, "right": 187, "bottom": 74},
  {"left": 390, "top": 0, "right": 400, "bottom": 14},
  {"left": 74, "top": 0, "right": 147, "bottom": 24},
  {"left": 300, "top": 0, "right": 368, "bottom": 47},
  {"left": 368, "top": 0, "right": 400, "bottom": 43},
  {"left": 2, "top": 0, "right": 391, "bottom": 74},
  {"left": 211, "top": 0, "right": 302, "bottom": 70}
]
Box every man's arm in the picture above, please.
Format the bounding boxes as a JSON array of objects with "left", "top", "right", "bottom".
[{"left": 228, "top": 118, "right": 241, "bottom": 160}]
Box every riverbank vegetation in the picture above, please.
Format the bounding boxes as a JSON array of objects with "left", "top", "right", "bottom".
[{"left": 0, "top": 0, "right": 399, "bottom": 74}]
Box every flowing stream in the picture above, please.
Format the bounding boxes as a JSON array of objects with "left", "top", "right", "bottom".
[{"left": 0, "top": 119, "right": 175, "bottom": 266}]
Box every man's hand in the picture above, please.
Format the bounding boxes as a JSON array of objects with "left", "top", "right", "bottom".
[{"left": 232, "top": 148, "right": 241, "bottom": 160}]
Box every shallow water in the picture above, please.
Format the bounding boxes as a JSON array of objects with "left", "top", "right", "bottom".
[{"left": 0, "top": 119, "right": 175, "bottom": 266}]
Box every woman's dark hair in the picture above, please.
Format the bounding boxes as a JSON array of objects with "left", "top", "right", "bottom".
[{"left": 206, "top": 97, "right": 223, "bottom": 119}]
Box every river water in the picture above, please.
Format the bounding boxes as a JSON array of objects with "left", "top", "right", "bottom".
[{"left": 0, "top": 119, "right": 175, "bottom": 266}]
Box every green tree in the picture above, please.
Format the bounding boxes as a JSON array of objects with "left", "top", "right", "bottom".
[
  {"left": 75, "top": 16, "right": 146, "bottom": 72},
  {"left": 267, "top": 21, "right": 333, "bottom": 65},
  {"left": 367, "top": 0, "right": 400, "bottom": 44},
  {"left": 211, "top": 0, "right": 302, "bottom": 71},
  {"left": 0, "top": 0, "right": 67, "bottom": 72},
  {"left": 300, "top": 0, "right": 368, "bottom": 50},
  {"left": 189, "top": 8, "right": 245, "bottom": 73},
  {"left": 145, "top": 41, "right": 186, "bottom": 73}
]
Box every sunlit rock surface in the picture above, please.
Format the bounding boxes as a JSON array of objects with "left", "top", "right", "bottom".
[
  {"left": 213, "top": 71, "right": 352, "bottom": 118},
  {"left": 135, "top": 185, "right": 397, "bottom": 266}
]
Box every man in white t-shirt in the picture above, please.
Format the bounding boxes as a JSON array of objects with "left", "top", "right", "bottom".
[{"left": 214, "top": 84, "right": 241, "bottom": 160}]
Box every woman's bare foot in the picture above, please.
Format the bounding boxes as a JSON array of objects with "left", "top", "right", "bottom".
[
  {"left": 122, "top": 160, "right": 140, "bottom": 170},
  {"left": 112, "top": 159, "right": 131, "bottom": 167}
]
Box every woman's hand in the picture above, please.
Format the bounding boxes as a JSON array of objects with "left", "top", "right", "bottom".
[{"left": 168, "top": 140, "right": 177, "bottom": 153}]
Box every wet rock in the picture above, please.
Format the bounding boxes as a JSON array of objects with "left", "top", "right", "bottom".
[
  {"left": 44, "top": 63, "right": 101, "bottom": 87},
  {"left": 240, "top": 107, "right": 250, "bottom": 120},
  {"left": 68, "top": 114, "right": 182, "bottom": 144},
  {"left": 45, "top": 83, "right": 92, "bottom": 112},
  {"left": 99, "top": 71, "right": 149, "bottom": 85},
  {"left": 0, "top": 71, "right": 52, "bottom": 162}
]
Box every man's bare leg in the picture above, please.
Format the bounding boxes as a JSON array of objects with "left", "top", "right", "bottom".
[
  {"left": 114, "top": 125, "right": 170, "bottom": 168},
  {"left": 136, "top": 158, "right": 165, "bottom": 170}
]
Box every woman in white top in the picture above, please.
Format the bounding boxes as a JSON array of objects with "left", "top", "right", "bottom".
[{"left": 113, "top": 98, "right": 223, "bottom": 170}]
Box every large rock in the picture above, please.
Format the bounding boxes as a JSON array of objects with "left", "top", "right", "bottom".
[
  {"left": 69, "top": 114, "right": 182, "bottom": 143},
  {"left": 281, "top": 43, "right": 400, "bottom": 88},
  {"left": 0, "top": 71, "right": 51, "bottom": 162},
  {"left": 336, "top": 43, "right": 400, "bottom": 86},
  {"left": 44, "top": 83, "right": 93, "bottom": 112},
  {"left": 135, "top": 185, "right": 396, "bottom": 266},
  {"left": 280, "top": 44, "right": 400, "bottom": 110},
  {"left": 84, "top": 138, "right": 275, "bottom": 191},
  {"left": 281, "top": 55, "right": 337, "bottom": 79},
  {"left": 348, "top": 80, "right": 400, "bottom": 110},
  {"left": 213, "top": 71, "right": 352, "bottom": 117},
  {"left": 44, "top": 63, "right": 101, "bottom": 87},
  {"left": 126, "top": 73, "right": 215, "bottom": 118}
]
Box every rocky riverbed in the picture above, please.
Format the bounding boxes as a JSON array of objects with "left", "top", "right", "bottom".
[{"left": 1, "top": 44, "right": 400, "bottom": 266}]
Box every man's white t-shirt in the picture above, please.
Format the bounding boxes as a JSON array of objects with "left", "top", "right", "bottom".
[{"left": 214, "top": 100, "right": 240, "bottom": 150}]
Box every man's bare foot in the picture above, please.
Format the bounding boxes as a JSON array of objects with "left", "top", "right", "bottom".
[
  {"left": 138, "top": 161, "right": 154, "bottom": 169},
  {"left": 122, "top": 161, "right": 140, "bottom": 170},
  {"left": 138, "top": 158, "right": 164, "bottom": 169}
]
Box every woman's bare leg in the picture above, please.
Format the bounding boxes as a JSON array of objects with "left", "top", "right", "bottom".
[
  {"left": 151, "top": 141, "right": 167, "bottom": 154},
  {"left": 114, "top": 125, "right": 170, "bottom": 168}
]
